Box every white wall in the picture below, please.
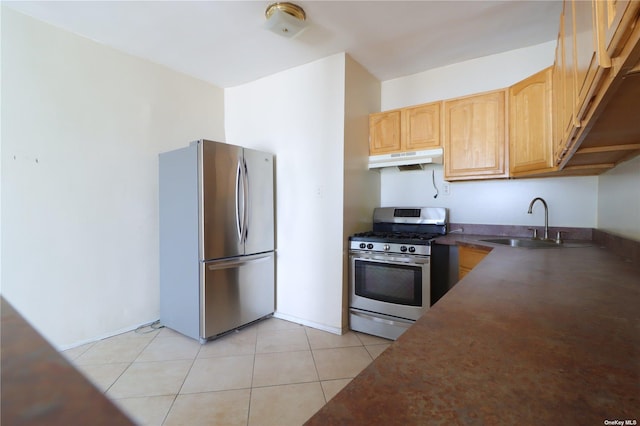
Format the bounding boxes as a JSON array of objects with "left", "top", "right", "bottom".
[
  {"left": 225, "top": 54, "right": 347, "bottom": 333},
  {"left": 381, "top": 167, "right": 597, "bottom": 227},
  {"left": 379, "top": 41, "right": 599, "bottom": 229},
  {"left": 343, "top": 56, "right": 381, "bottom": 235},
  {"left": 597, "top": 155, "right": 640, "bottom": 240},
  {"left": 342, "top": 55, "right": 381, "bottom": 328},
  {"left": 382, "top": 41, "right": 557, "bottom": 110},
  {"left": 1, "top": 8, "right": 225, "bottom": 349}
]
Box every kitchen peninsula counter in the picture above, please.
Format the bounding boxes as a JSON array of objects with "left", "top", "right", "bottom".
[
  {"left": 1, "top": 297, "right": 134, "bottom": 425},
  {"left": 306, "top": 236, "right": 640, "bottom": 425}
]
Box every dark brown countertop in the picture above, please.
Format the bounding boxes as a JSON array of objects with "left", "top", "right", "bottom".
[
  {"left": 1, "top": 297, "right": 134, "bottom": 426},
  {"left": 306, "top": 236, "right": 640, "bottom": 425}
]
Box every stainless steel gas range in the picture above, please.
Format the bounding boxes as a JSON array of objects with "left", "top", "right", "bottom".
[{"left": 348, "top": 207, "right": 449, "bottom": 340}]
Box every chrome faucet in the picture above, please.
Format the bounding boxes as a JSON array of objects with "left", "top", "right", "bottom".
[{"left": 527, "top": 197, "right": 549, "bottom": 240}]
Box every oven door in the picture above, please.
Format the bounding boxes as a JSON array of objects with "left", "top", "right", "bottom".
[{"left": 349, "top": 251, "right": 430, "bottom": 321}]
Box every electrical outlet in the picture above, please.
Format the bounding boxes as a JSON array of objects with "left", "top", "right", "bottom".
[{"left": 443, "top": 182, "right": 451, "bottom": 196}]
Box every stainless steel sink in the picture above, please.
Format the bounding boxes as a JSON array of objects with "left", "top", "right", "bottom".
[
  {"left": 480, "top": 238, "right": 559, "bottom": 248},
  {"left": 480, "top": 238, "right": 591, "bottom": 249}
]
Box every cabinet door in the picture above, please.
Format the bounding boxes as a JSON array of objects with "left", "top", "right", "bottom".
[
  {"left": 554, "top": 8, "right": 579, "bottom": 165},
  {"left": 574, "top": 0, "right": 598, "bottom": 111},
  {"left": 369, "top": 110, "right": 401, "bottom": 155},
  {"left": 552, "top": 42, "right": 565, "bottom": 160},
  {"left": 458, "top": 245, "right": 491, "bottom": 281},
  {"left": 563, "top": 1, "right": 578, "bottom": 141},
  {"left": 601, "top": 0, "right": 632, "bottom": 53},
  {"left": 402, "top": 102, "right": 441, "bottom": 150},
  {"left": 510, "top": 67, "right": 554, "bottom": 175},
  {"left": 444, "top": 90, "right": 508, "bottom": 180}
]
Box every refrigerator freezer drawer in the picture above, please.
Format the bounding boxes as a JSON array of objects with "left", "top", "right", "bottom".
[{"left": 201, "top": 252, "right": 275, "bottom": 339}]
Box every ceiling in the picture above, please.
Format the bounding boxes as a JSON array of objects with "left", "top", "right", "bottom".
[{"left": 5, "top": 1, "right": 563, "bottom": 88}]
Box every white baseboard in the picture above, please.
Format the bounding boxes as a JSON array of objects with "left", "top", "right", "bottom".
[
  {"left": 273, "top": 311, "right": 345, "bottom": 335},
  {"left": 61, "top": 313, "right": 347, "bottom": 351},
  {"left": 57, "top": 318, "right": 160, "bottom": 351}
]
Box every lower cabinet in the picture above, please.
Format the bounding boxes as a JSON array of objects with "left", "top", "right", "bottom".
[{"left": 458, "top": 245, "right": 492, "bottom": 280}]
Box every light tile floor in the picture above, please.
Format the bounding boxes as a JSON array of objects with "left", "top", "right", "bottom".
[{"left": 63, "top": 317, "right": 391, "bottom": 426}]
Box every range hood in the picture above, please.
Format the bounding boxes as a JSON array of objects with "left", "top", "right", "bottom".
[{"left": 368, "top": 148, "right": 443, "bottom": 170}]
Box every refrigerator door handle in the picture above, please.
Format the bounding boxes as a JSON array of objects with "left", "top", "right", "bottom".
[
  {"left": 242, "top": 157, "right": 250, "bottom": 243},
  {"left": 206, "top": 252, "right": 272, "bottom": 270},
  {"left": 235, "top": 160, "right": 243, "bottom": 242}
]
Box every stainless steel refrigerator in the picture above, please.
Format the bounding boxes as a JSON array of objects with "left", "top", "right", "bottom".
[{"left": 159, "top": 139, "right": 275, "bottom": 341}]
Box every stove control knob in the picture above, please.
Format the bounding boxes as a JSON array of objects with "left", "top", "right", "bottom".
[
  {"left": 384, "top": 244, "right": 390, "bottom": 251},
  {"left": 359, "top": 243, "right": 366, "bottom": 249},
  {"left": 367, "top": 243, "right": 374, "bottom": 250},
  {"left": 408, "top": 246, "right": 416, "bottom": 253},
  {"left": 400, "top": 246, "right": 408, "bottom": 252}
]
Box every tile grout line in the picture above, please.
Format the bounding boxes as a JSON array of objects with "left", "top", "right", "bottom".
[
  {"left": 78, "top": 318, "right": 385, "bottom": 424},
  {"left": 79, "top": 328, "right": 165, "bottom": 423},
  {"left": 64, "top": 341, "right": 96, "bottom": 361},
  {"left": 102, "top": 329, "right": 160, "bottom": 396},
  {"left": 159, "top": 330, "right": 204, "bottom": 425},
  {"left": 304, "top": 326, "right": 327, "bottom": 404},
  {"left": 246, "top": 320, "right": 262, "bottom": 426}
]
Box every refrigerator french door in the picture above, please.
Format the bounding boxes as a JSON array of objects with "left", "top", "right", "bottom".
[
  {"left": 200, "top": 142, "right": 274, "bottom": 260},
  {"left": 160, "top": 140, "right": 275, "bottom": 342}
]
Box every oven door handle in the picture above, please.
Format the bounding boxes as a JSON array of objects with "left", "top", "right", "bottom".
[
  {"left": 351, "top": 310, "right": 414, "bottom": 327},
  {"left": 350, "top": 254, "right": 429, "bottom": 266}
]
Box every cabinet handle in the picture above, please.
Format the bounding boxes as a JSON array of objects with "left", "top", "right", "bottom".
[{"left": 594, "top": 0, "right": 613, "bottom": 69}]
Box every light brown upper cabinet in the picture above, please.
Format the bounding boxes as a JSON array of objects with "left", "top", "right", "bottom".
[
  {"left": 402, "top": 102, "right": 441, "bottom": 151},
  {"left": 574, "top": 0, "right": 599, "bottom": 113},
  {"left": 552, "top": 36, "right": 565, "bottom": 163},
  {"left": 369, "top": 110, "right": 402, "bottom": 155},
  {"left": 601, "top": 0, "right": 633, "bottom": 53},
  {"left": 444, "top": 90, "right": 508, "bottom": 181},
  {"left": 371, "top": 0, "right": 640, "bottom": 177},
  {"left": 560, "top": 0, "right": 603, "bottom": 163},
  {"left": 557, "top": 0, "right": 640, "bottom": 173},
  {"left": 554, "top": 0, "right": 598, "bottom": 167},
  {"left": 561, "top": 2, "right": 579, "bottom": 148},
  {"left": 369, "top": 102, "right": 441, "bottom": 156},
  {"left": 509, "top": 67, "right": 554, "bottom": 176}
]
